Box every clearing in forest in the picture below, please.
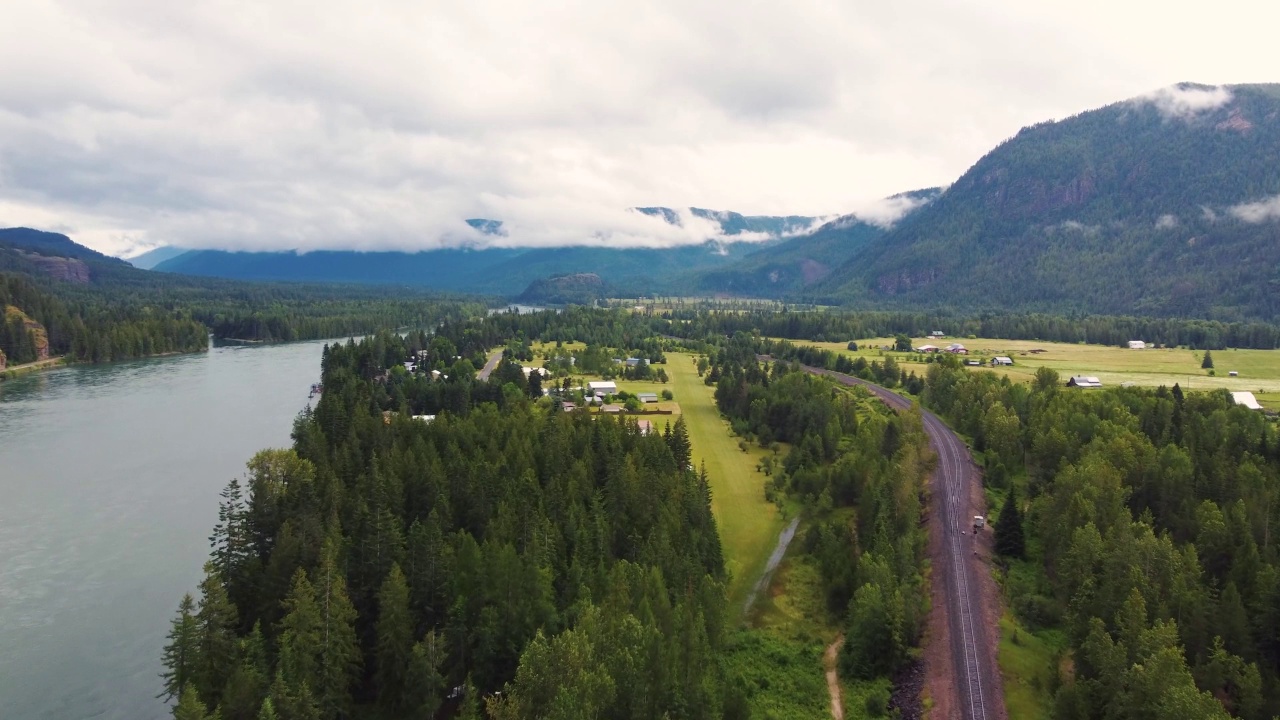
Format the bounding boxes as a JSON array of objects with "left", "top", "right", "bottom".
[{"left": 667, "top": 352, "right": 786, "bottom": 613}]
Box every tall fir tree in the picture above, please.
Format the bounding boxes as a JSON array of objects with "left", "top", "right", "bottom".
[
  {"left": 375, "top": 563, "right": 415, "bottom": 710},
  {"left": 1202, "top": 350, "right": 1215, "bottom": 369},
  {"left": 994, "top": 487, "right": 1026, "bottom": 559},
  {"left": 174, "top": 683, "right": 218, "bottom": 720},
  {"left": 277, "top": 570, "right": 322, "bottom": 694},
  {"left": 195, "top": 562, "right": 240, "bottom": 707},
  {"left": 313, "top": 538, "right": 361, "bottom": 719},
  {"left": 160, "top": 594, "right": 202, "bottom": 703}
]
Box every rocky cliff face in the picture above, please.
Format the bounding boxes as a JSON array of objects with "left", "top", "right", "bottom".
[
  {"left": 20, "top": 251, "right": 91, "bottom": 283},
  {"left": 0, "top": 347, "right": 7, "bottom": 370},
  {"left": 4, "top": 305, "right": 50, "bottom": 361}
]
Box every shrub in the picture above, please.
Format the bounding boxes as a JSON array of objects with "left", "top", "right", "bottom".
[
  {"left": 865, "top": 686, "right": 890, "bottom": 717},
  {"left": 661, "top": 389, "right": 674, "bottom": 400}
]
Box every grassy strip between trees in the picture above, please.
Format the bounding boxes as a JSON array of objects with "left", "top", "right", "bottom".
[
  {"left": 667, "top": 351, "right": 787, "bottom": 613},
  {"left": 998, "top": 612, "right": 1067, "bottom": 720}
]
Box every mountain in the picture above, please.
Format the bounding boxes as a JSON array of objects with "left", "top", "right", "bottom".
[
  {"left": 517, "top": 273, "right": 608, "bottom": 305},
  {"left": 815, "top": 83, "right": 1280, "bottom": 320},
  {"left": 692, "top": 189, "right": 942, "bottom": 296},
  {"left": 0, "top": 227, "right": 134, "bottom": 284},
  {"left": 153, "top": 208, "right": 819, "bottom": 294},
  {"left": 126, "top": 246, "right": 190, "bottom": 270}
]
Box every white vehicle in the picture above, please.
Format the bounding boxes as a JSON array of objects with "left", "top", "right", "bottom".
[{"left": 973, "top": 515, "right": 986, "bottom": 530}]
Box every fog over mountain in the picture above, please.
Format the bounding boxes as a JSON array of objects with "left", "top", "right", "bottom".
[{"left": 2, "top": 1, "right": 1277, "bottom": 257}]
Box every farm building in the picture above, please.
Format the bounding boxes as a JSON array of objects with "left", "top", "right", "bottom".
[
  {"left": 916, "top": 344, "right": 939, "bottom": 353},
  {"left": 929, "top": 330, "right": 945, "bottom": 338},
  {"left": 1128, "top": 340, "right": 1146, "bottom": 350},
  {"left": 601, "top": 404, "right": 623, "bottom": 413},
  {"left": 521, "top": 366, "right": 549, "bottom": 377},
  {"left": 587, "top": 381, "right": 618, "bottom": 396},
  {"left": 946, "top": 343, "right": 968, "bottom": 354},
  {"left": 637, "top": 392, "right": 659, "bottom": 403},
  {"left": 624, "top": 357, "right": 648, "bottom": 367},
  {"left": 1067, "top": 376, "right": 1103, "bottom": 388},
  {"left": 1232, "top": 392, "right": 1264, "bottom": 410},
  {"left": 991, "top": 356, "right": 1014, "bottom": 366}
]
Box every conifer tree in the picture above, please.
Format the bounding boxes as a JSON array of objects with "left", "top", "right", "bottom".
[
  {"left": 255, "top": 698, "right": 277, "bottom": 720},
  {"left": 375, "top": 563, "right": 414, "bottom": 710},
  {"left": 174, "top": 683, "right": 218, "bottom": 720},
  {"left": 195, "top": 563, "right": 240, "bottom": 706},
  {"left": 314, "top": 539, "right": 361, "bottom": 719},
  {"left": 405, "top": 630, "right": 447, "bottom": 718},
  {"left": 1202, "top": 350, "right": 1214, "bottom": 369},
  {"left": 160, "top": 594, "right": 201, "bottom": 703},
  {"left": 220, "top": 623, "right": 269, "bottom": 720},
  {"left": 277, "top": 570, "right": 321, "bottom": 693},
  {"left": 994, "top": 488, "right": 1026, "bottom": 559}
]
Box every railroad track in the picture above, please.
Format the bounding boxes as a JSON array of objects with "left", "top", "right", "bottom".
[{"left": 800, "top": 364, "right": 1001, "bottom": 720}]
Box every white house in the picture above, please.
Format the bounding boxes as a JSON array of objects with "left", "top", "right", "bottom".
[
  {"left": 521, "top": 366, "right": 549, "bottom": 378},
  {"left": 991, "top": 356, "right": 1014, "bottom": 366},
  {"left": 1232, "top": 392, "right": 1264, "bottom": 410},
  {"left": 587, "top": 381, "right": 618, "bottom": 397},
  {"left": 1128, "top": 340, "right": 1146, "bottom": 350},
  {"left": 1067, "top": 376, "right": 1103, "bottom": 388}
]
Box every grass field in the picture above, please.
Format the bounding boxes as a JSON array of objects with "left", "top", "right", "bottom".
[
  {"left": 784, "top": 337, "right": 1280, "bottom": 399},
  {"left": 668, "top": 352, "right": 787, "bottom": 613},
  {"left": 997, "top": 613, "right": 1066, "bottom": 720}
]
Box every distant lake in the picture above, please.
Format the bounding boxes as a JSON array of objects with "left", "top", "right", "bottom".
[
  {"left": 0, "top": 340, "right": 330, "bottom": 719},
  {"left": 488, "top": 304, "right": 548, "bottom": 315}
]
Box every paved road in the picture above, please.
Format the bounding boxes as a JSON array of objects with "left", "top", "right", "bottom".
[
  {"left": 476, "top": 349, "right": 504, "bottom": 381},
  {"left": 802, "top": 365, "right": 1002, "bottom": 720}
]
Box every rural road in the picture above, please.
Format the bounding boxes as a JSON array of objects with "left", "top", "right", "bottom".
[
  {"left": 476, "top": 349, "right": 504, "bottom": 381},
  {"left": 801, "top": 364, "right": 1004, "bottom": 720}
]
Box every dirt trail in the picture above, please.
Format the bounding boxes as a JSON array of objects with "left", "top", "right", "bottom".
[
  {"left": 741, "top": 515, "right": 801, "bottom": 615},
  {"left": 825, "top": 635, "right": 845, "bottom": 720}
]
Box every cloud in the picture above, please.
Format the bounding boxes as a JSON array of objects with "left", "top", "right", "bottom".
[
  {"left": 846, "top": 193, "right": 938, "bottom": 229},
  {"left": 2, "top": 1, "right": 1279, "bottom": 256},
  {"left": 1229, "top": 194, "right": 1280, "bottom": 223},
  {"left": 1137, "top": 84, "right": 1233, "bottom": 120},
  {"left": 1155, "top": 214, "right": 1179, "bottom": 229}
]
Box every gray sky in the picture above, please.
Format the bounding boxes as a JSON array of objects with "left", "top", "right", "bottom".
[{"left": 1, "top": 1, "right": 1277, "bottom": 256}]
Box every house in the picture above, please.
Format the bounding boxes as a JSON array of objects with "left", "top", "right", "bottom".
[
  {"left": 587, "top": 381, "right": 618, "bottom": 396},
  {"left": 431, "top": 369, "right": 443, "bottom": 379},
  {"left": 929, "top": 330, "right": 945, "bottom": 338},
  {"left": 1128, "top": 340, "right": 1146, "bottom": 350},
  {"left": 637, "top": 392, "right": 659, "bottom": 403},
  {"left": 946, "top": 343, "right": 968, "bottom": 355},
  {"left": 636, "top": 419, "right": 654, "bottom": 435},
  {"left": 1067, "top": 376, "right": 1103, "bottom": 388},
  {"left": 412, "top": 414, "right": 437, "bottom": 423},
  {"left": 561, "top": 402, "right": 577, "bottom": 412},
  {"left": 624, "top": 357, "right": 648, "bottom": 368},
  {"left": 521, "top": 366, "right": 549, "bottom": 378},
  {"left": 403, "top": 361, "right": 416, "bottom": 371},
  {"left": 1232, "top": 392, "right": 1264, "bottom": 410},
  {"left": 601, "top": 404, "right": 623, "bottom": 413},
  {"left": 991, "top": 356, "right": 1014, "bottom": 366},
  {"left": 915, "top": 344, "right": 939, "bottom": 353}
]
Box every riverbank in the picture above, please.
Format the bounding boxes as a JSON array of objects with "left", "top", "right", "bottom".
[{"left": 0, "top": 356, "right": 66, "bottom": 381}]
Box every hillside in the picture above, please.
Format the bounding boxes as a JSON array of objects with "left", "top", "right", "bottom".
[
  {"left": 693, "top": 188, "right": 942, "bottom": 296},
  {"left": 152, "top": 208, "right": 816, "bottom": 293},
  {"left": 816, "top": 83, "right": 1280, "bottom": 320},
  {"left": 517, "top": 272, "right": 607, "bottom": 304}
]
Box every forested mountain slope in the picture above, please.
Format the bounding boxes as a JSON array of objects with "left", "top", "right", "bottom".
[
  {"left": 694, "top": 189, "right": 942, "bottom": 297},
  {"left": 817, "top": 84, "right": 1280, "bottom": 320}
]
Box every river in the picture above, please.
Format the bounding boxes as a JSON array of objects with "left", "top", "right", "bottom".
[{"left": 0, "top": 339, "right": 329, "bottom": 719}]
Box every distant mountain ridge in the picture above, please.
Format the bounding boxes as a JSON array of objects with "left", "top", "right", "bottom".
[
  {"left": 813, "top": 83, "right": 1280, "bottom": 319},
  {"left": 153, "top": 207, "right": 822, "bottom": 293}
]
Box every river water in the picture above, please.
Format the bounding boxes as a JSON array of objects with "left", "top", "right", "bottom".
[{"left": 0, "top": 339, "right": 329, "bottom": 719}]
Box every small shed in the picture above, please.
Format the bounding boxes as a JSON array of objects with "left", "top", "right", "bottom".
[
  {"left": 637, "top": 392, "right": 659, "bottom": 403},
  {"left": 991, "top": 356, "right": 1014, "bottom": 366},
  {"left": 1067, "top": 376, "right": 1103, "bottom": 388},
  {"left": 1232, "top": 392, "right": 1264, "bottom": 410}
]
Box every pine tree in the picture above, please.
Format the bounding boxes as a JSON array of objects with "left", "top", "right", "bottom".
[
  {"left": 994, "top": 488, "right": 1026, "bottom": 559},
  {"left": 160, "top": 594, "right": 202, "bottom": 703},
  {"left": 1202, "top": 350, "right": 1214, "bottom": 369},
  {"left": 405, "top": 631, "right": 447, "bottom": 718},
  {"left": 174, "top": 683, "right": 218, "bottom": 720},
  {"left": 376, "top": 563, "right": 415, "bottom": 710},
  {"left": 255, "top": 698, "right": 278, "bottom": 720},
  {"left": 667, "top": 417, "right": 691, "bottom": 471},
  {"left": 195, "top": 563, "right": 240, "bottom": 706},
  {"left": 220, "top": 623, "right": 269, "bottom": 720},
  {"left": 314, "top": 539, "right": 361, "bottom": 719},
  {"left": 277, "top": 569, "right": 321, "bottom": 692}
]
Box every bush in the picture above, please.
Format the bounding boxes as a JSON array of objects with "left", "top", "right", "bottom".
[
  {"left": 661, "top": 389, "right": 674, "bottom": 400},
  {"left": 1013, "top": 594, "right": 1061, "bottom": 630},
  {"left": 865, "top": 686, "right": 890, "bottom": 717}
]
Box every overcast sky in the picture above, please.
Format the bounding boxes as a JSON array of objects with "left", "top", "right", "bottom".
[{"left": 1, "top": 1, "right": 1277, "bottom": 256}]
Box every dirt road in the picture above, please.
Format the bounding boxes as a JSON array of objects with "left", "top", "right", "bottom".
[
  {"left": 825, "top": 635, "right": 845, "bottom": 719},
  {"left": 802, "top": 366, "right": 1005, "bottom": 720}
]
